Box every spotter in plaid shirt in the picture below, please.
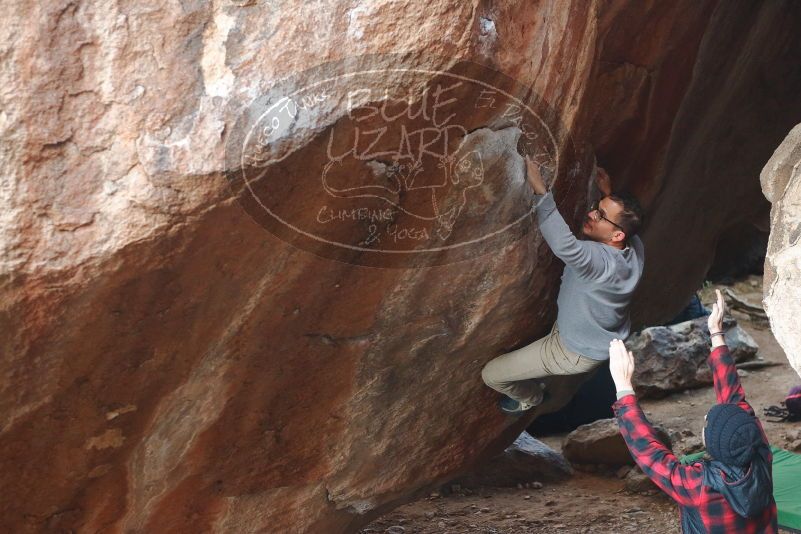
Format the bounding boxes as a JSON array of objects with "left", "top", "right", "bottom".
[{"left": 613, "top": 345, "right": 777, "bottom": 533}]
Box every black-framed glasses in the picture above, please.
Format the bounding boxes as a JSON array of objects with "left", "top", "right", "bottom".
[{"left": 589, "top": 197, "right": 625, "bottom": 232}]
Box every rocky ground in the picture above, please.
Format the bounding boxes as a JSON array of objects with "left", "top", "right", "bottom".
[{"left": 361, "top": 276, "right": 801, "bottom": 533}]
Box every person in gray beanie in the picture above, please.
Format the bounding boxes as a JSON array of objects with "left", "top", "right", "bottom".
[{"left": 610, "top": 289, "right": 777, "bottom": 533}]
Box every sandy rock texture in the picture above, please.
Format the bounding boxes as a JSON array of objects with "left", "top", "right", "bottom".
[
  {"left": 762, "top": 123, "right": 801, "bottom": 379},
  {"left": 2, "top": 1, "right": 801, "bottom": 533}
]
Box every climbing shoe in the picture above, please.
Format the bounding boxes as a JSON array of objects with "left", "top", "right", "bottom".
[{"left": 498, "top": 395, "right": 535, "bottom": 414}]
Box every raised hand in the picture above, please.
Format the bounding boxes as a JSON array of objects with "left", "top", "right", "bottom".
[
  {"left": 707, "top": 289, "right": 726, "bottom": 333},
  {"left": 707, "top": 289, "right": 726, "bottom": 346},
  {"left": 608, "top": 338, "right": 635, "bottom": 392},
  {"left": 596, "top": 166, "right": 612, "bottom": 196}
]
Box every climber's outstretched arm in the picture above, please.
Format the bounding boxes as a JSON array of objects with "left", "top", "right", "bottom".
[{"left": 525, "top": 156, "right": 611, "bottom": 282}]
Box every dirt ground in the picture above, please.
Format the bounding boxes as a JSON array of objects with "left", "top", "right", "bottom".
[{"left": 360, "top": 276, "right": 801, "bottom": 533}]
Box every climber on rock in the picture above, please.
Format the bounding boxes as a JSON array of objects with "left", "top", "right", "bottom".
[
  {"left": 609, "top": 290, "right": 778, "bottom": 533},
  {"left": 481, "top": 157, "right": 644, "bottom": 413}
]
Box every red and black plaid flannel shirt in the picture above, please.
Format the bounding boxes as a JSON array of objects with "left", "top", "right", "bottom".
[{"left": 613, "top": 345, "right": 778, "bottom": 533}]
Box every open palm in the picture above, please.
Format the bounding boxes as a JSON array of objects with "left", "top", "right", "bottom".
[{"left": 608, "top": 339, "right": 635, "bottom": 391}]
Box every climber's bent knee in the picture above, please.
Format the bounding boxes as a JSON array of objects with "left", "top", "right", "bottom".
[{"left": 481, "top": 360, "right": 500, "bottom": 389}]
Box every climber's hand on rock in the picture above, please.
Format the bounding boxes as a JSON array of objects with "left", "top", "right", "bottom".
[
  {"left": 596, "top": 166, "right": 612, "bottom": 196},
  {"left": 608, "top": 339, "right": 635, "bottom": 392},
  {"left": 525, "top": 155, "right": 547, "bottom": 195}
]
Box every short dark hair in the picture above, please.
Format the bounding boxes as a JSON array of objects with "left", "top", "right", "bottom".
[{"left": 607, "top": 192, "right": 643, "bottom": 241}]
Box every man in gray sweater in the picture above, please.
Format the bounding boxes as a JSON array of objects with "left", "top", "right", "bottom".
[{"left": 482, "top": 157, "right": 645, "bottom": 413}]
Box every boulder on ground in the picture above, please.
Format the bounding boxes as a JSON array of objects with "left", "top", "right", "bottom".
[
  {"left": 562, "top": 418, "right": 672, "bottom": 466},
  {"left": 628, "top": 316, "right": 758, "bottom": 398},
  {"left": 454, "top": 432, "right": 572, "bottom": 487},
  {"left": 624, "top": 467, "right": 659, "bottom": 494}
]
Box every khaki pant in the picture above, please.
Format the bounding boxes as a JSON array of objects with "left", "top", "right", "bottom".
[{"left": 481, "top": 323, "right": 602, "bottom": 404}]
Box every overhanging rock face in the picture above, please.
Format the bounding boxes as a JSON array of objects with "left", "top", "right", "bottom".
[
  {"left": 762, "top": 123, "right": 801, "bottom": 379},
  {"left": 2, "top": 1, "right": 801, "bottom": 533}
]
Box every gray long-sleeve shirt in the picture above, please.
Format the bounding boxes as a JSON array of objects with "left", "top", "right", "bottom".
[{"left": 533, "top": 191, "right": 645, "bottom": 360}]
